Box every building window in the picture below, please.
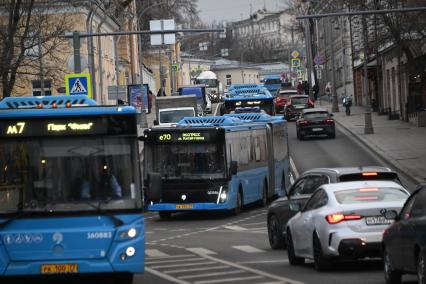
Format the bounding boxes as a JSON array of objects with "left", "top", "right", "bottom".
[
  {"left": 32, "top": 80, "right": 52, "bottom": 96},
  {"left": 226, "top": 74, "right": 232, "bottom": 86}
]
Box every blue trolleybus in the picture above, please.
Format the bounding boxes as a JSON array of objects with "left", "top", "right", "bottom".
[
  {"left": 221, "top": 84, "right": 275, "bottom": 116},
  {"left": 0, "top": 96, "right": 144, "bottom": 283},
  {"left": 143, "top": 113, "right": 289, "bottom": 218}
]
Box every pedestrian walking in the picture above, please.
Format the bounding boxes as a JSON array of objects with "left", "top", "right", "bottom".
[
  {"left": 313, "top": 84, "right": 319, "bottom": 101},
  {"left": 296, "top": 81, "right": 303, "bottom": 94},
  {"left": 325, "top": 82, "right": 332, "bottom": 102}
]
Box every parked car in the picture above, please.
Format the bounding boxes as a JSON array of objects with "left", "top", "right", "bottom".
[
  {"left": 296, "top": 108, "right": 335, "bottom": 140},
  {"left": 382, "top": 185, "right": 426, "bottom": 284},
  {"left": 286, "top": 181, "right": 409, "bottom": 271},
  {"left": 275, "top": 89, "right": 298, "bottom": 114},
  {"left": 267, "top": 166, "right": 402, "bottom": 250},
  {"left": 284, "top": 95, "right": 314, "bottom": 120}
]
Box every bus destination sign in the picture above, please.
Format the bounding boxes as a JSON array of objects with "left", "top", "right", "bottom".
[
  {"left": 154, "top": 131, "right": 216, "bottom": 143},
  {"left": 0, "top": 115, "right": 136, "bottom": 137}
]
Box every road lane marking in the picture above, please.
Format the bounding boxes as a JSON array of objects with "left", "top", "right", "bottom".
[
  {"left": 187, "top": 248, "right": 217, "bottom": 255},
  {"left": 179, "top": 270, "right": 244, "bottom": 280},
  {"left": 151, "top": 261, "right": 216, "bottom": 269},
  {"left": 191, "top": 252, "right": 306, "bottom": 284},
  {"left": 146, "top": 257, "right": 204, "bottom": 265},
  {"left": 145, "top": 249, "right": 169, "bottom": 258},
  {"left": 232, "top": 245, "right": 265, "bottom": 253},
  {"left": 238, "top": 260, "right": 289, "bottom": 264},
  {"left": 194, "top": 275, "right": 264, "bottom": 284},
  {"left": 290, "top": 156, "right": 299, "bottom": 179},
  {"left": 223, "top": 225, "right": 247, "bottom": 231},
  {"left": 145, "top": 267, "right": 191, "bottom": 284},
  {"left": 164, "top": 265, "right": 229, "bottom": 274},
  {"left": 146, "top": 254, "right": 194, "bottom": 260}
]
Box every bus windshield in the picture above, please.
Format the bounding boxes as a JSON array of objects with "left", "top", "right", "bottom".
[
  {"left": 147, "top": 143, "right": 225, "bottom": 179},
  {"left": 265, "top": 79, "right": 281, "bottom": 85},
  {"left": 0, "top": 136, "right": 142, "bottom": 214},
  {"left": 196, "top": 79, "right": 217, "bottom": 88}
]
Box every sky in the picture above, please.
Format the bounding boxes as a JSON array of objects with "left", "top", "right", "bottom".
[{"left": 197, "top": 0, "right": 286, "bottom": 24}]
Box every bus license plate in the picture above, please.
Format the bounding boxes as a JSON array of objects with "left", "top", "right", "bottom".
[
  {"left": 365, "top": 216, "right": 392, "bottom": 225},
  {"left": 175, "top": 204, "right": 193, "bottom": 209},
  {"left": 41, "top": 264, "right": 78, "bottom": 274}
]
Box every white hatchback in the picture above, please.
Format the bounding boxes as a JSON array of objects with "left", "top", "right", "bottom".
[{"left": 286, "top": 180, "right": 409, "bottom": 271}]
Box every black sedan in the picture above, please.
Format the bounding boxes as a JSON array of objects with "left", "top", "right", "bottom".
[
  {"left": 267, "top": 166, "right": 402, "bottom": 249},
  {"left": 296, "top": 108, "right": 335, "bottom": 140},
  {"left": 382, "top": 185, "right": 426, "bottom": 284}
]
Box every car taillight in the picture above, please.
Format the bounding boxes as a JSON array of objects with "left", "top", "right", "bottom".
[
  {"left": 323, "top": 119, "right": 334, "bottom": 125},
  {"left": 362, "top": 172, "right": 378, "bottom": 176},
  {"left": 326, "top": 213, "right": 362, "bottom": 224}
]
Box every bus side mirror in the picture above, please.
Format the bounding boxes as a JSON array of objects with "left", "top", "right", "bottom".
[
  {"left": 147, "top": 172, "right": 162, "bottom": 203},
  {"left": 230, "top": 161, "right": 238, "bottom": 175},
  {"left": 153, "top": 120, "right": 159, "bottom": 126}
]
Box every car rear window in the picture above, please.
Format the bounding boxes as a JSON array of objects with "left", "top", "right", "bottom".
[
  {"left": 334, "top": 187, "right": 408, "bottom": 204},
  {"left": 304, "top": 112, "right": 329, "bottom": 119},
  {"left": 292, "top": 97, "right": 308, "bottom": 104},
  {"left": 338, "top": 172, "right": 401, "bottom": 184},
  {"left": 278, "top": 93, "right": 291, "bottom": 98}
]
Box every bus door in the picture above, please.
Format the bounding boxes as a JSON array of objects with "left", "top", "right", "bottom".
[{"left": 266, "top": 124, "right": 275, "bottom": 198}]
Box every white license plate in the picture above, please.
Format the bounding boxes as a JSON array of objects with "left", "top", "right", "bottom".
[
  {"left": 312, "top": 128, "right": 323, "bottom": 131},
  {"left": 365, "top": 216, "right": 393, "bottom": 225}
]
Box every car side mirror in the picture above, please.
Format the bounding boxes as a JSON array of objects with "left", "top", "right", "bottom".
[
  {"left": 289, "top": 202, "right": 301, "bottom": 212},
  {"left": 153, "top": 120, "right": 159, "bottom": 126},
  {"left": 146, "top": 172, "right": 162, "bottom": 203},
  {"left": 329, "top": 113, "right": 334, "bottom": 117},
  {"left": 383, "top": 210, "right": 399, "bottom": 221},
  {"left": 229, "top": 161, "right": 238, "bottom": 176}
]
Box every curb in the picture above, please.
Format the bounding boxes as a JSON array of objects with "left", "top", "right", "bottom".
[{"left": 335, "top": 119, "right": 422, "bottom": 187}]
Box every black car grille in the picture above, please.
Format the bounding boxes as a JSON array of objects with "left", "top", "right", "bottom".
[{"left": 162, "top": 181, "right": 222, "bottom": 203}]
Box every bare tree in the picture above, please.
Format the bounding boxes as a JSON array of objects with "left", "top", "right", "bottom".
[{"left": 0, "top": 0, "right": 73, "bottom": 98}]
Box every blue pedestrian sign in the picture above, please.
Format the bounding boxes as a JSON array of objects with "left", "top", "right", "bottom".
[{"left": 65, "top": 73, "right": 92, "bottom": 98}]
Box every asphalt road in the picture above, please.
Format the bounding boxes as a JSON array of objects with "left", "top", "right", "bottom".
[{"left": 135, "top": 122, "right": 417, "bottom": 284}]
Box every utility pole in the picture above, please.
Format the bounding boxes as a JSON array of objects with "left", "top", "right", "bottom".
[
  {"left": 362, "top": 14, "right": 374, "bottom": 134},
  {"left": 328, "top": 18, "right": 339, "bottom": 112},
  {"left": 304, "top": 19, "right": 314, "bottom": 99},
  {"left": 38, "top": 32, "right": 45, "bottom": 96}
]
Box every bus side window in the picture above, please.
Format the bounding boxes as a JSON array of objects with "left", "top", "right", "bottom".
[{"left": 255, "top": 136, "right": 261, "bottom": 162}]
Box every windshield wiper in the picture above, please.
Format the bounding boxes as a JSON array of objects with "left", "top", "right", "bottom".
[{"left": 81, "top": 200, "right": 124, "bottom": 228}]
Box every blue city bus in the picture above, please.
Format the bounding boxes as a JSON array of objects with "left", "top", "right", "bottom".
[
  {"left": 0, "top": 96, "right": 144, "bottom": 283},
  {"left": 262, "top": 75, "right": 282, "bottom": 95},
  {"left": 221, "top": 84, "right": 275, "bottom": 116},
  {"left": 143, "top": 114, "right": 289, "bottom": 218}
]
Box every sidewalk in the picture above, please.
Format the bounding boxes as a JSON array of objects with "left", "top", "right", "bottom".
[{"left": 319, "top": 100, "right": 426, "bottom": 185}]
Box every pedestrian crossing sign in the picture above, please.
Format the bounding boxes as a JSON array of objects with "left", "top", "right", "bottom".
[{"left": 65, "top": 73, "right": 92, "bottom": 98}]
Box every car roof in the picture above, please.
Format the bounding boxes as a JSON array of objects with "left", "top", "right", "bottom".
[
  {"left": 279, "top": 90, "right": 297, "bottom": 93},
  {"left": 302, "top": 108, "right": 328, "bottom": 113},
  {"left": 289, "top": 95, "right": 309, "bottom": 98},
  {"left": 321, "top": 180, "right": 406, "bottom": 193},
  {"left": 303, "top": 166, "right": 394, "bottom": 176}
]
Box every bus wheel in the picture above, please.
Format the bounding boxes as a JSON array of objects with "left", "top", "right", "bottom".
[
  {"left": 159, "top": 211, "right": 172, "bottom": 219},
  {"left": 233, "top": 190, "right": 243, "bottom": 215},
  {"left": 114, "top": 273, "right": 133, "bottom": 284},
  {"left": 261, "top": 181, "right": 268, "bottom": 207}
]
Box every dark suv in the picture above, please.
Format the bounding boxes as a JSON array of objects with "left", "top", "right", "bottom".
[{"left": 267, "top": 166, "right": 401, "bottom": 249}]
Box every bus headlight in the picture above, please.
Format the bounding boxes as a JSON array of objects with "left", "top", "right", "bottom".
[
  {"left": 127, "top": 228, "right": 137, "bottom": 238},
  {"left": 220, "top": 191, "right": 227, "bottom": 202},
  {"left": 126, "top": 246, "right": 136, "bottom": 257}
]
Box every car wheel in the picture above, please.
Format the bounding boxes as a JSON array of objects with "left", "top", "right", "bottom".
[
  {"left": 158, "top": 211, "right": 172, "bottom": 219},
  {"left": 313, "top": 233, "right": 330, "bottom": 272},
  {"left": 417, "top": 251, "right": 426, "bottom": 284},
  {"left": 287, "top": 230, "right": 305, "bottom": 265},
  {"left": 268, "top": 215, "right": 285, "bottom": 249},
  {"left": 384, "top": 248, "right": 402, "bottom": 284},
  {"left": 298, "top": 133, "right": 304, "bottom": 140},
  {"left": 328, "top": 130, "right": 336, "bottom": 139}
]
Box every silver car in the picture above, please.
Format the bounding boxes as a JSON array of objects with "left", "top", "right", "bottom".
[{"left": 286, "top": 180, "right": 409, "bottom": 271}]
